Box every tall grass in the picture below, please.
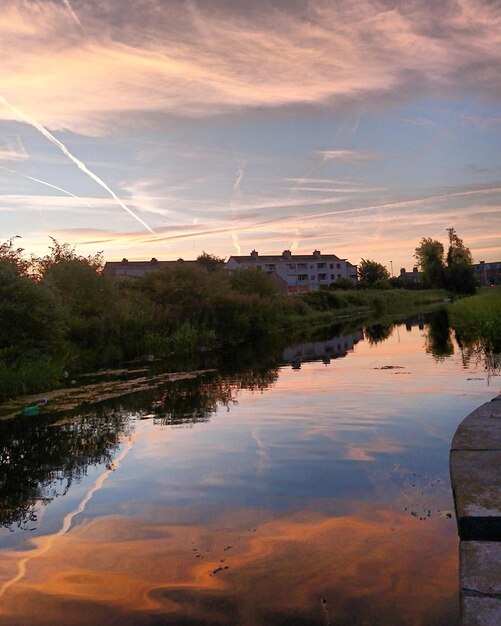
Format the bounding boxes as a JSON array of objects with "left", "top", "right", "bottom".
[{"left": 450, "top": 288, "right": 501, "bottom": 351}]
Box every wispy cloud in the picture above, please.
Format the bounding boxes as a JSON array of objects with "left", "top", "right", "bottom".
[
  {"left": 0, "top": 149, "right": 27, "bottom": 162},
  {"left": 0, "top": 96, "right": 156, "bottom": 234},
  {"left": 0, "top": 0, "right": 499, "bottom": 132},
  {"left": 316, "top": 150, "right": 382, "bottom": 163}
]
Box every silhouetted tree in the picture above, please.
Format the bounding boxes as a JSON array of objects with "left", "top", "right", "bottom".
[
  {"left": 414, "top": 238, "right": 445, "bottom": 288},
  {"left": 196, "top": 251, "right": 225, "bottom": 272},
  {"left": 357, "top": 259, "right": 390, "bottom": 287}
]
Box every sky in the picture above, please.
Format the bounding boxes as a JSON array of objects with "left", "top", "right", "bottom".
[{"left": 0, "top": 0, "right": 500, "bottom": 271}]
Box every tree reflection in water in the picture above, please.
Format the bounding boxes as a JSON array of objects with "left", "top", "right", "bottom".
[
  {"left": 0, "top": 408, "right": 131, "bottom": 531},
  {"left": 0, "top": 365, "right": 279, "bottom": 532},
  {"left": 1, "top": 314, "right": 497, "bottom": 534}
]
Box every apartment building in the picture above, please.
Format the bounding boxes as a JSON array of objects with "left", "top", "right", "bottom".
[{"left": 225, "top": 249, "right": 357, "bottom": 295}]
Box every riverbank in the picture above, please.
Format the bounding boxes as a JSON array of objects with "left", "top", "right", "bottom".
[
  {"left": 0, "top": 260, "right": 449, "bottom": 401},
  {"left": 450, "top": 287, "right": 501, "bottom": 351}
]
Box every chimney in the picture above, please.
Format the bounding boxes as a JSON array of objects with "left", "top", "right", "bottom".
[
  {"left": 151, "top": 257, "right": 158, "bottom": 264},
  {"left": 413, "top": 266, "right": 418, "bottom": 273},
  {"left": 400, "top": 268, "right": 406, "bottom": 276},
  {"left": 121, "top": 258, "right": 128, "bottom": 263},
  {"left": 282, "top": 249, "right": 291, "bottom": 259},
  {"left": 250, "top": 250, "right": 259, "bottom": 259},
  {"left": 313, "top": 249, "right": 321, "bottom": 257}
]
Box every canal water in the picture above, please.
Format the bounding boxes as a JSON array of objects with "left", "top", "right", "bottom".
[{"left": 0, "top": 316, "right": 498, "bottom": 625}]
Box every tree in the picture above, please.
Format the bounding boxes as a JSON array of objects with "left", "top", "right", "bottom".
[
  {"left": 446, "top": 228, "right": 472, "bottom": 266},
  {"left": 0, "top": 236, "right": 32, "bottom": 276},
  {"left": 0, "top": 261, "right": 65, "bottom": 362},
  {"left": 196, "top": 251, "right": 225, "bottom": 272},
  {"left": 357, "top": 259, "right": 390, "bottom": 287},
  {"left": 35, "top": 237, "right": 103, "bottom": 277},
  {"left": 415, "top": 229, "right": 476, "bottom": 294},
  {"left": 444, "top": 228, "right": 476, "bottom": 294},
  {"left": 414, "top": 238, "right": 445, "bottom": 288},
  {"left": 229, "top": 268, "right": 278, "bottom": 298}
]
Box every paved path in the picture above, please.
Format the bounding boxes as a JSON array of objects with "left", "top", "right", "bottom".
[{"left": 450, "top": 394, "right": 501, "bottom": 625}]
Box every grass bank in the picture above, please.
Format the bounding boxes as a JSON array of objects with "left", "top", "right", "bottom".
[{"left": 449, "top": 287, "right": 501, "bottom": 351}]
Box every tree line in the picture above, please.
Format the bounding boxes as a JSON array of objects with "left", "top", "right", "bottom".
[
  {"left": 0, "top": 228, "right": 477, "bottom": 399},
  {"left": 0, "top": 238, "right": 306, "bottom": 398},
  {"left": 355, "top": 228, "right": 477, "bottom": 294}
]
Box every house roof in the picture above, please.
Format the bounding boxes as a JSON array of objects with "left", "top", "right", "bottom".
[
  {"left": 102, "top": 259, "right": 196, "bottom": 274},
  {"left": 227, "top": 253, "right": 355, "bottom": 264}
]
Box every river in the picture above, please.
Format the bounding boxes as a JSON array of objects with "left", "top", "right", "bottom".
[{"left": 0, "top": 314, "right": 498, "bottom": 625}]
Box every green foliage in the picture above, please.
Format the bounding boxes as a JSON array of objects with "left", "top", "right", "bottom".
[
  {"left": 414, "top": 238, "right": 445, "bottom": 288},
  {"left": 331, "top": 277, "right": 355, "bottom": 290},
  {"left": 357, "top": 259, "right": 390, "bottom": 287},
  {"left": 35, "top": 237, "right": 103, "bottom": 276},
  {"left": 0, "top": 358, "right": 64, "bottom": 399},
  {"left": 0, "top": 261, "right": 65, "bottom": 362},
  {"left": 0, "top": 236, "right": 454, "bottom": 400},
  {"left": 301, "top": 290, "right": 342, "bottom": 311},
  {"left": 414, "top": 228, "right": 476, "bottom": 294},
  {"left": 196, "top": 251, "right": 225, "bottom": 272},
  {"left": 450, "top": 288, "right": 501, "bottom": 351},
  {"left": 229, "top": 268, "right": 278, "bottom": 298},
  {"left": 0, "top": 236, "right": 32, "bottom": 276}
]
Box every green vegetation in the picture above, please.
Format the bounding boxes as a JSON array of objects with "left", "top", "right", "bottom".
[
  {"left": 414, "top": 227, "right": 477, "bottom": 294},
  {"left": 450, "top": 288, "right": 501, "bottom": 352},
  {"left": 0, "top": 235, "right": 469, "bottom": 401},
  {"left": 357, "top": 258, "right": 390, "bottom": 287}
]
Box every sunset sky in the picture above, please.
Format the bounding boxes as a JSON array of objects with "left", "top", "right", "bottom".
[{"left": 0, "top": 0, "right": 499, "bottom": 271}]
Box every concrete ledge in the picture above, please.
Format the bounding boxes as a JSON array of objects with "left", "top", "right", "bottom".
[
  {"left": 450, "top": 394, "right": 501, "bottom": 625},
  {"left": 450, "top": 395, "right": 501, "bottom": 542},
  {"left": 462, "top": 597, "right": 501, "bottom": 626}
]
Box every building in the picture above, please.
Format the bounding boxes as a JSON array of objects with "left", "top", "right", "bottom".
[
  {"left": 399, "top": 266, "right": 422, "bottom": 284},
  {"left": 225, "top": 249, "right": 357, "bottom": 296},
  {"left": 473, "top": 261, "right": 501, "bottom": 285},
  {"left": 102, "top": 258, "right": 195, "bottom": 278}
]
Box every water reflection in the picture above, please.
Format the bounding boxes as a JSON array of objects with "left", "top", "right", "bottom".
[
  {"left": 0, "top": 408, "right": 131, "bottom": 531},
  {"left": 282, "top": 331, "right": 363, "bottom": 367},
  {"left": 0, "top": 316, "right": 498, "bottom": 625}
]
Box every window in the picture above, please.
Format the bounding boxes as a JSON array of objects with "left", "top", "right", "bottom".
[
  {"left": 310, "top": 264, "right": 315, "bottom": 269},
  {"left": 337, "top": 273, "right": 342, "bottom": 278},
  {"left": 310, "top": 275, "right": 316, "bottom": 280},
  {"left": 297, "top": 263, "right": 307, "bottom": 270},
  {"left": 298, "top": 274, "right": 308, "bottom": 281},
  {"left": 318, "top": 273, "right": 327, "bottom": 280},
  {"left": 286, "top": 263, "right": 296, "bottom": 271},
  {"left": 336, "top": 263, "right": 341, "bottom": 269},
  {"left": 265, "top": 264, "right": 275, "bottom": 271},
  {"left": 317, "top": 262, "right": 326, "bottom": 269},
  {"left": 331, "top": 274, "right": 335, "bottom": 280},
  {"left": 329, "top": 263, "right": 334, "bottom": 269}
]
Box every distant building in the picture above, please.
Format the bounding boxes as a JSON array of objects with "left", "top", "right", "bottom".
[
  {"left": 473, "top": 261, "right": 501, "bottom": 285},
  {"left": 102, "top": 257, "right": 195, "bottom": 278},
  {"left": 399, "top": 266, "right": 422, "bottom": 284},
  {"left": 225, "top": 249, "right": 357, "bottom": 295}
]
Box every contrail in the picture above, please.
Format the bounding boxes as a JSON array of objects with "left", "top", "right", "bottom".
[
  {"left": 0, "top": 425, "right": 147, "bottom": 598},
  {"left": 0, "top": 96, "right": 156, "bottom": 234},
  {"left": 62, "top": 0, "right": 86, "bottom": 34},
  {"left": 230, "top": 163, "right": 245, "bottom": 255},
  {"left": 0, "top": 165, "right": 92, "bottom": 208}
]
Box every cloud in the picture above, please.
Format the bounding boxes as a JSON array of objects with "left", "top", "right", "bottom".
[
  {"left": 316, "top": 150, "right": 382, "bottom": 163},
  {"left": 0, "top": 149, "right": 27, "bottom": 162},
  {"left": 0, "top": 0, "right": 499, "bottom": 132}
]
